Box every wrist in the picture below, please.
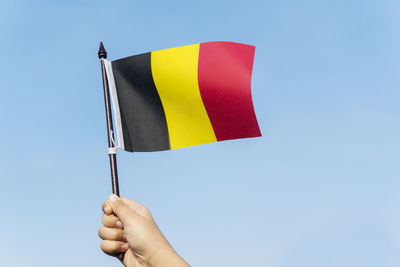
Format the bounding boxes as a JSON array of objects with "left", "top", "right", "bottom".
[{"left": 147, "top": 246, "right": 189, "bottom": 267}]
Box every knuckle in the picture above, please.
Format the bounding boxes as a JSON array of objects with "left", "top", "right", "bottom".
[
  {"left": 139, "top": 205, "right": 151, "bottom": 217},
  {"left": 102, "top": 214, "right": 115, "bottom": 227},
  {"left": 100, "top": 241, "right": 107, "bottom": 252},
  {"left": 102, "top": 202, "right": 109, "bottom": 213},
  {"left": 98, "top": 226, "right": 105, "bottom": 239},
  {"left": 142, "top": 205, "right": 149, "bottom": 212},
  {"left": 100, "top": 240, "right": 119, "bottom": 254},
  {"left": 101, "top": 214, "right": 107, "bottom": 225},
  {"left": 100, "top": 241, "right": 111, "bottom": 253}
]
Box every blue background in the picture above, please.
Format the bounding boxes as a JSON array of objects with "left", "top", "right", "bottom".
[{"left": 0, "top": 0, "right": 399, "bottom": 266}]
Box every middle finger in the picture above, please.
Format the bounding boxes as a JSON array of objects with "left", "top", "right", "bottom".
[
  {"left": 98, "top": 226, "right": 125, "bottom": 241},
  {"left": 102, "top": 214, "right": 123, "bottom": 229}
]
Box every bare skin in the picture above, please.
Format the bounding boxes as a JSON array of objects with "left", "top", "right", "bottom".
[{"left": 99, "top": 194, "right": 190, "bottom": 267}]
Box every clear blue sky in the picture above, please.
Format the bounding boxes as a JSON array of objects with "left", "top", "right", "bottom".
[{"left": 0, "top": 0, "right": 399, "bottom": 266}]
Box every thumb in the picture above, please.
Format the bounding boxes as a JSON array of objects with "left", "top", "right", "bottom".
[{"left": 108, "top": 194, "right": 138, "bottom": 225}]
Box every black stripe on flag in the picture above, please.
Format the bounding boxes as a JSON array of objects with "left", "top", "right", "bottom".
[{"left": 111, "top": 53, "right": 170, "bottom": 152}]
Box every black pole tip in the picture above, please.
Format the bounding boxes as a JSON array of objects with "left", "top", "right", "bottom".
[{"left": 98, "top": 42, "right": 107, "bottom": 59}]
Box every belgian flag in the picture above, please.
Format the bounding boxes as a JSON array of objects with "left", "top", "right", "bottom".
[{"left": 103, "top": 41, "right": 261, "bottom": 152}]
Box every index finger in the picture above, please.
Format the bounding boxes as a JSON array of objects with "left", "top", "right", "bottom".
[{"left": 102, "top": 201, "right": 113, "bottom": 215}]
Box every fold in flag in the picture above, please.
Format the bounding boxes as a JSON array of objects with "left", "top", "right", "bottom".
[{"left": 103, "top": 41, "right": 261, "bottom": 152}]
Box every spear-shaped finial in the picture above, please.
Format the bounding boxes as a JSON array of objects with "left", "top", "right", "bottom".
[{"left": 98, "top": 42, "right": 107, "bottom": 59}]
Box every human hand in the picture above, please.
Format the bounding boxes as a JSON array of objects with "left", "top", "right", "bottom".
[{"left": 98, "top": 194, "right": 189, "bottom": 267}]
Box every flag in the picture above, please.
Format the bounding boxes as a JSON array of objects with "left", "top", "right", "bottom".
[{"left": 103, "top": 41, "right": 261, "bottom": 152}]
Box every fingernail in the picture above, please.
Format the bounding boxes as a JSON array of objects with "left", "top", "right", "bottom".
[
  {"left": 121, "top": 243, "right": 129, "bottom": 250},
  {"left": 116, "top": 221, "right": 123, "bottom": 229},
  {"left": 109, "top": 194, "right": 119, "bottom": 203}
]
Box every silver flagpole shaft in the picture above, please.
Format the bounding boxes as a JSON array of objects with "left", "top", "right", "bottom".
[{"left": 98, "top": 42, "right": 120, "bottom": 196}]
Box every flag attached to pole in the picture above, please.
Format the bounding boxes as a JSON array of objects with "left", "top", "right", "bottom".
[{"left": 103, "top": 41, "right": 261, "bottom": 152}]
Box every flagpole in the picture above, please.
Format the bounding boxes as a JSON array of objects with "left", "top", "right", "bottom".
[{"left": 98, "top": 42, "right": 120, "bottom": 196}]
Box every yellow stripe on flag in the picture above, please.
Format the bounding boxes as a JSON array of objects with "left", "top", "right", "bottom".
[{"left": 151, "top": 44, "right": 217, "bottom": 149}]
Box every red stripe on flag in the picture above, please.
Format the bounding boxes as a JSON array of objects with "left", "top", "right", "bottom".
[{"left": 198, "top": 42, "right": 261, "bottom": 142}]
